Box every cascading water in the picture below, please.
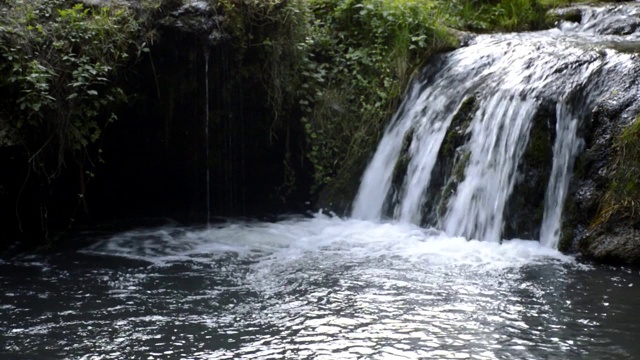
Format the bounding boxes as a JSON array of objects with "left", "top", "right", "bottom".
[
  {"left": 353, "top": 4, "right": 640, "bottom": 246},
  {"left": 5, "top": 5, "right": 640, "bottom": 359}
]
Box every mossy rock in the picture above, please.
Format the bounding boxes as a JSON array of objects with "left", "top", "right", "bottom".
[
  {"left": 502, "top": 103, "right": 555, "bottom": 240},
  {"left": 422, "top": 95, "right": 477, "bottom": 226},
  {"left": 380, "top": 128, "right": 415, "bottom": 216},
  {"left": 546, "top": 7, "right": 582, "bottom": 25},
  {"left": 579, "top": 225, "right": 640, "bottom": 264},
  {"left": 564, "top": 87, "right": 640, "bottom": 262},
  {"left": 436, "top": 150, "right": 470, "bottom": 221}
]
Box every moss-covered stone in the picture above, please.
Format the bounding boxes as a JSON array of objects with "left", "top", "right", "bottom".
[
  {"left": 546, "top": 7, "right": 583, "bottom": 25},
  {"left": 503, "top": 103, "right": 555, "bottom": 240},
  {"left": 376, "top": 128, "right": 414, "bottom": 214},
  {"left": 562, "top": 87, "right": 640, "bottom": 263},
  {"left": 436, "top": 150, "right": 470, "bottom": 221},
  {"left": 423, "top": 95, "right": 477, "bottom": 226},
  {"left": 579, "top": 226, "right": 640, "bottom": 265}
]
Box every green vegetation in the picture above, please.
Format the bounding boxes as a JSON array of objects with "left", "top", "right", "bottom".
[
  {"left": 216, "top": 0, "right": 459, "bottom": 199},
  {"left": 269, "top": 0, "right": 587, "bottom": 199},
  {"left": 301, "top": 0, "right": 457, "bottom": 197},
  {"left": 445, "top": 0, "right": 583, "bottom": 32},
  {"left": 0, "top": 0, "right": 148, "bottom": 183},
  {"left": 218, "top": 0, "right": 308, "bottom": 123},
  {"left": 591, "top": 118, "right": 640, "bottom": 229},
  {"left": 1, "top": 0, "right": 614, "bottom": 225},
  {"left": 447, "top": 0, "right": 545, "bottom": 31}
]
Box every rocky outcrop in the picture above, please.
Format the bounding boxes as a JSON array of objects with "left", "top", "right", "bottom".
[
  {"left": 503, "top": 102, "right": 556, "bottom": 240},
  {"left": 157, "top": 0, "right": 227, "bottom": 44},
  {"left": 561, "top": 82, "right": 640, "bottom": 263},
  {"left": 547, "top": 7, "right": 582, "bottom": 25},
  {"left": 580, "top": 226, "right": 640, "bottom": 264}
]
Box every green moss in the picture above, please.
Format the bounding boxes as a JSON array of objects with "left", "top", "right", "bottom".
[
  {"left": 546, "top": 8, "right": 581, "bottom": 25},
  {"left": 303, "top": 0, "right": 458, "bottom": 201},
  {"left": 501, "top": 106, "right": 555, "bottom": 239},
  {"left": 523, "top": 119, "right": 553, "bottom": 171},
  {"left": 558, "top": 199, "right": 577, "bottom": 252},
  {"left": 591, "top": 117, "right": 640, "bottom": 229},
  {"left": 418, "top": 96, "right": 476, "bottom": 222},
  {"left": 391, "top": 128, "right": 414, "bottom": 190},
  {"left": 442, "top": 96, "right": 476, "bottom": 155},
  {"left": 437, "top": 150, "right": 470, "bottom": 218}
]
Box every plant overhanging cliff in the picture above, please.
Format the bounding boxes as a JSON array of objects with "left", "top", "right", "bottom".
[
  {"left": 0, "top": 0, "right": 151, "bottom": 237},
  {"left": 0, "top": 0, "right": 624, "bottom": 243}
]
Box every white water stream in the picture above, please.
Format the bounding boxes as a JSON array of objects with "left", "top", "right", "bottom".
[
  {"left": 353, "top": 4, "right": 640, "bottom": 246},
  {"left": 3, "top": 4, "right": 640, "bottom": 360}
]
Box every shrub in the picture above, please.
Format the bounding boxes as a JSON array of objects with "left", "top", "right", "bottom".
[
  {"left": 301, "top": 0, "right": 456, "bottom": 194},
  {"left": 0, "top": 0, "right": 147, "bottom": 180}
]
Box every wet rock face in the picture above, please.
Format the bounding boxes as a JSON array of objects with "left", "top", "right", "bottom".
[
  {"left": 503, "top": 102, "right": 556, "bottom": 240},
  {"left": 158, "top": 0, "right": 226, "bottom": 43},
  {"left": 562, "top": 81, "right": 640, "bottom": 262},
  {"left": 552, "top": 3, "right": 640, "bottom": 36},
  {"left": 580, "top": 227, "right": 640, "bottom": 264},
  {"left": 425, "top": 95, "right": 476, "bottom": 227}
]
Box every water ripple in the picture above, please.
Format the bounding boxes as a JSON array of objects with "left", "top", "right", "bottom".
[{"left": 1, "top": 217, "right": 639, "bottom": 359}]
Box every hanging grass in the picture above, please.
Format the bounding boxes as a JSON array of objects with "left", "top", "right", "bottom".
[{"left": 591, "top": 118, "right": 640, "bottom": 229}]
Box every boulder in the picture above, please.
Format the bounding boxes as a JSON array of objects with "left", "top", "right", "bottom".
[{"left": 580, "top": 226, "right": 640, "bottom": 264}]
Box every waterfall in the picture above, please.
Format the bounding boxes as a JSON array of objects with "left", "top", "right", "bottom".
[
  {"left": 352, "top": 4, "right": 639, "bottom": 246},
  {"left": 539, "top": 109, "right": 583, "bottom": 248}
]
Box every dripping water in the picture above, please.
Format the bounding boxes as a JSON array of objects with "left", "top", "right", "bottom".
[{"left": 204, "top": 47, "right": 211, "bottom": 227}]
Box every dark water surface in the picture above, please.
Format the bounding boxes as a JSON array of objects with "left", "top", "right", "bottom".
[{"left": 2, "top": 216, "right": 640, "bottom": 359}]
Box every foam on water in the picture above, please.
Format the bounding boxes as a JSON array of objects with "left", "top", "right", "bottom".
[
  {"left": 6, "top": 215, "right": 640, "bottom": 359},
  {"left": 83, "top": 214, "right": 573, "bottom": 270}
]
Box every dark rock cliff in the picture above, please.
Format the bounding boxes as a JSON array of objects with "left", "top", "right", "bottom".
[{"left": 0, "top": 0, "right": 311, "bottom": 246}]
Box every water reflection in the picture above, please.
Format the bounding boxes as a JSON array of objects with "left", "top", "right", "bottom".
[{"left": 1, "top": 217, "right": 640, "bottom": 359}]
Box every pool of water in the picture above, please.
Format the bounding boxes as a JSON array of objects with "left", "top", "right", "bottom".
[{"left": 2, "top": 215, "right": 640, "bottom": 359}]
